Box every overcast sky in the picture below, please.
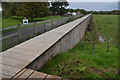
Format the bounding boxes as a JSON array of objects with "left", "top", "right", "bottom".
[
  {"left": 68, "top": 0, "right": 119, "bottom": 2},
  {"left": 67, "top": 2, "right": 118, "bottom": 11},
  {"left": 0, "top": 0, "right": 119, "bottom": 11}
]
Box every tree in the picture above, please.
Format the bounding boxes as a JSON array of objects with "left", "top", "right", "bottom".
[
  {"left": 2, "top": 2, "right": 14, "bottom": 18},
  {"left": 50, "top": 0, "right": 69, "bottom": 15},
  {"left": 67, "top": 9, "right": 74, "bottom": 13},
  {"left": 2, "top": 2, "right": 50, "bottom": 20},
  {"left": 74, "top": 9, "right": 88, "bottom": 14},
  {"left": 16, "top": 2, "right": 50, "bottom": 22}
]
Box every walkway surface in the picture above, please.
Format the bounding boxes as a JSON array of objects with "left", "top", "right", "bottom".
[
  {"left": 2, "top": 68, "right": 62, "bottom": 80},
  {"left": 0, "top": 14, "right": 91, "bottom": 80}
]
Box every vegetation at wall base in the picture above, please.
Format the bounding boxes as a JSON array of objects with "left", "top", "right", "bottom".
[{"left": 39, "top": 14, "right": 118, "bottom": 79}]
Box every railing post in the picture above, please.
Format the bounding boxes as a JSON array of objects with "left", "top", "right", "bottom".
[
  {"left": 62, "top": 17, "right": 64, "bottom": 23},
  {"left": 51, "top": 19, "right": 53, "bottom": 29},
  {"left": 18, "top": 24, "right": 21, "bottom": 42},
  {"left": 72, "top": 16, "right": 74, "bottom": 19},
  {"left": 44, "top": 20, "right": 46, "bottom": 32},
  {"left": 34, "top": 22, "right": 37, "bottom": 36},
  {"left": 66, "top": 17, "right": 67, "bottom": 23},
  {"left": 57, "top": 18, "right": 59, "bottom": 26},
  {"left": 64, "top": 17, "right": 66, "bottom": 23},
  {"left": 63, "top": 17, "right": 64, "bottom": 23}
]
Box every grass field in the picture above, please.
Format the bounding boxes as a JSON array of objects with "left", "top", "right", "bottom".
[
  {"left": 1, "top": 16, "right": 64, "bottom": 35},
  {"left": 1, "top": 18, "right": 61, "bottom": 35},
  {"left": 1, "top": 16, "right": 63, "bottom": 28},
  {"left": 39, "top": 15, "right": 118, "bottom": 79},
  {"left": 94, "top": 15, "right": 118, "bottom": 42}
]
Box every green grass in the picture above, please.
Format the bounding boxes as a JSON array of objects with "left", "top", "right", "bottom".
[
  {"left": 33, "top": 16, "right": 63, "bottom": 21},
  {"left": 1, "top": 18, "right": 64, "bottom": 35},
  {"left": 1, "top": 16, "right": 63, "bottom": 28},
  {"left": 94, "top": 15, "right": 118, "bottom": 42},
  {"left": 1, "top": 16, "right": 22, "bottom": 28},
  {"left": 39, "top": 15, "right": 118, "bottom": 79},
  {"left": 39, "top": 43, "right": 118, "bottom": 78}
]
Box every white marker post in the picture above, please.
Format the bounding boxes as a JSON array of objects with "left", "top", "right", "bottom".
[{"left": 23, "top": 17, "right": 28, "bottom": 24}]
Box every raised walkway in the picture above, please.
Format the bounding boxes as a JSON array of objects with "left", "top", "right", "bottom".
[{"left": 0, "top": 14, "right": 91, "bottom": 80}]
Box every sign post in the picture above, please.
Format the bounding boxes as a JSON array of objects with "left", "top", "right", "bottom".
[{"left": 23, "top": 17, "right": 28, "bottom": 24}]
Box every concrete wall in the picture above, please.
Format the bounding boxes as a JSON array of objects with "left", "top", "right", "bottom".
[{"left": 26, "top": 14, "right": 91, "bottom": 70}]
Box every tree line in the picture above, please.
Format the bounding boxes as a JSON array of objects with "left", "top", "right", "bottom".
[
  {"left": 67, "top": 8, "right": 119, "bottom": 15},
  {"left": 2, "top": 1, "right": 69, "bottom": 21},
  {"left": 2, "top": 2, "right": 119, "bottom": 21},
  {"left": 89, "top": 10, "right": 119, "bottom": 15}
]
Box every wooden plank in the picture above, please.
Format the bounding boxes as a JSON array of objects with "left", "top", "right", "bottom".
[
  {"left": 3, "top": 48, "right": 37, "bottom": 58},
  {"left": 1, "top": 64, "right": 22, "bottom": 77},
  {"left": 2, "top": 51, "right": 35, "bottom": 62},
  {"left": 30, "top": 31, "right": 64, "bottom": 44},
  {"left": 13, "top": 69, "right": 34, "bottom": 79},
  {"left": 0, "top": 73, "right": 11, "bottom": 79},
  {"left": 28, "top": 71, "right": 47, "bottom": 79},
  {"left": 12, "top": 69, "right": 27, "bottom": 79},
  {"left": 45, "top": 74, "right": 61, "bottom": 80},
  {"left": 62, "top": 79, "right": 69, "bottom": 80},
  {"left": 15, "top": 41, "right": 52, "bottom": 53},
  {"left": 1, "top": 56, "right": 29, "bottom": 68}
]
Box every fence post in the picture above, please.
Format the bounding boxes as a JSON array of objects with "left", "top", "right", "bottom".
[
  {"left": 72, "top": 16, "right": 74, "bottom": 20},
  {"left": 18, "top": 24, "right": 21, "bottom": 42},
  {"left": 65, "top": 17, "right": 66, "bottom": 23},
  {"left": 57, "top": 18, "right": 59, "bottom": 26},
  {"left": 34, "top": 22, "right": 37, "bottom": 36},
  {"left": 64, "top": 17, "right": 65, "bottom": 24},
  {"left": 44, "top": 20, "right": 46, "bottom": 32},
  {"left": 63, "top": 17, "right": 64, "bottom": 23},
  {"left": 65, "top": 17, "right": 67, "bottom": 23},
  {"left": 51, "top": 19, "right": 53, "bottom": 29}
]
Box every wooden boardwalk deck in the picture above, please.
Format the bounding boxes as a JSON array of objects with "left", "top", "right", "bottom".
[
  {"left": 0, "top": 14, "right": 91, "bottom": 80},
  {"left": 2, "top": 68, "right": 62, "bottom": 80}
]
